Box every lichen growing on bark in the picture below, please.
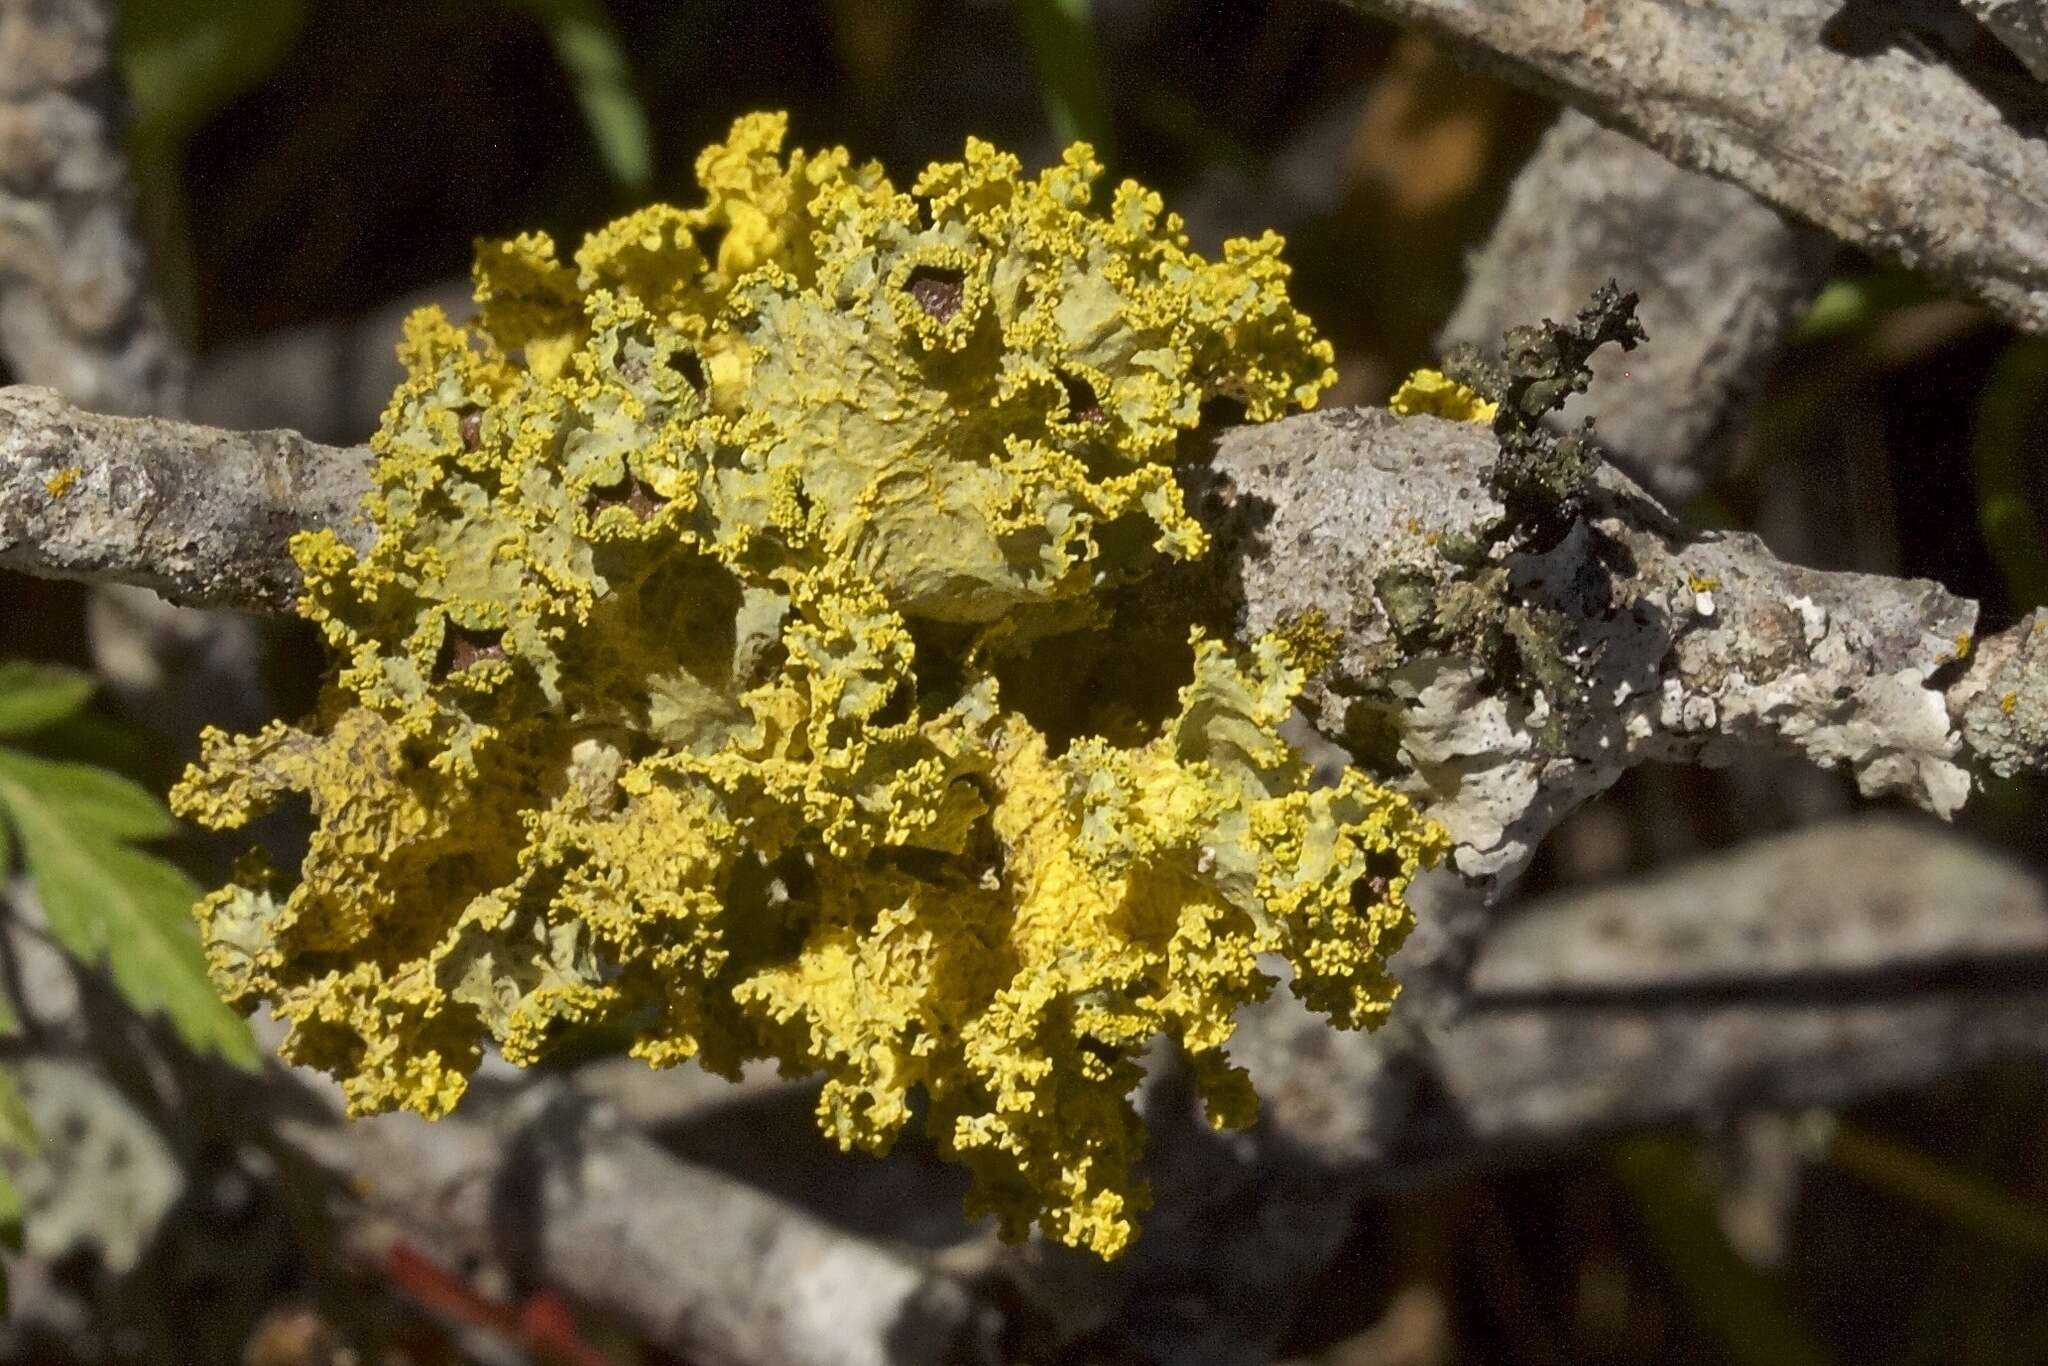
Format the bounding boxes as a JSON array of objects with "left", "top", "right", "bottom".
[{"left": 171, "top": 112, "right": 1446, "bottom": 1257}]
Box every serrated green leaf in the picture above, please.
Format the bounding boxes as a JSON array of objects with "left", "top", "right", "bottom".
[
  {"left": 0, "top": 765, "right": 259, "bottom": 1070},
  {"left": 0, "top": 748, "right": 177, "bottom": 842},
  {"left": 0, "top": 662, "right": 95, "bottom": 738},
  {"left": 0, "top": 1069, "right": 32, "bottom": 1158}
]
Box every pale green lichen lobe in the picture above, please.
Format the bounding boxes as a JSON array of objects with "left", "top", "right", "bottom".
[{"left": 173, "top": 113, "right": 1444, "bottom": 1257}]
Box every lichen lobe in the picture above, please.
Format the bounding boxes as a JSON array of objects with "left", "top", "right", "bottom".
[{"left": 171, "top": 112, "right": 1444, "bottom": 1258}]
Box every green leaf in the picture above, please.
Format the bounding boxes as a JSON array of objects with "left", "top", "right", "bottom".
[
  {"left": 0, "top": 662, "right": 95, "bottom": 738},
  {"left": 0, "top": 757, "right": 259, "bottom": 1070},
  {"left": 0, "top": 748, "right": 176, "bottom": 842},
  {"left": 502, "top": 0, "right": 652, "bottom": 190}
]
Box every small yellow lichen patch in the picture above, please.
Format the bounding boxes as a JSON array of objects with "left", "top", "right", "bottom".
[
  {"left": 1274, "top": 608, "right": 1342, "bottom": 678},
  {"left": 43, "top": 466, "right": 81, "bottom": 498},
  {"left": 1388, "top": 368, "right": 1497, "bottom": 423},
  {"left": 1687, "top": 574, "right": 1722, "bottom": 594},
  {"left": 173, "top": 113, "right": 1443, "bottom": 1259},
  {"left": 2003, "top": 692, "right": 2020, "bottom": 715}
]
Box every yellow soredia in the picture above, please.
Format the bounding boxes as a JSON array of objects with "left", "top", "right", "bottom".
[
  {"left": 172, "top": 112, "right": 1445, "bottom": 1258},
  {"left": 1388, "top": 368, "right": 1498, "bottom": 423}
]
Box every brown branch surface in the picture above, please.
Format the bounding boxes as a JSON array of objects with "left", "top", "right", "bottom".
[{"left": 1343, "top": 0, "right": 2048, "bottom": 334}]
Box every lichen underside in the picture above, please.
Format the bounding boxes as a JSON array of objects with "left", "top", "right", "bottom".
[{"left": 172, "top": 113, "right": 1447, "bottom": 1257}]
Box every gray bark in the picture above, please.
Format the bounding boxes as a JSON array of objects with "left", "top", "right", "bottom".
[
  {"left": 0, "top": 0, "right": 184, "bottom": 415},
  {"left": 1212, "top": 407, "right": 2013, "bottom": 880},
  {"left": 0, "top": 385, "right": 369, "bottom": 611},
  {"left": 4, "top": 386, "right": 2042, "bottom": 882},
  {"left": 1341, "top": 0, "right": 2048, "bottom": 334}
]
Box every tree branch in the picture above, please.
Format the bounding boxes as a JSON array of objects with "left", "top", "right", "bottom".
[
  {"left": 1342, "top": 0, "right": 2048, "bottom": 334},
  {"left": 4, "top": 384, "right": 2042, "bottom": 878},
  {"left": 272, "top": 1076, "right": 994, "bottom": 1366},
  {"left": 1233, "top": 815, "right": 2048, "bottom": 1176},
  {"left": 0, "top": 386, "right": 369, "bottom": 611},
  {"left": 1211, "top": 407, "right": 2037, "bottom": 878}
]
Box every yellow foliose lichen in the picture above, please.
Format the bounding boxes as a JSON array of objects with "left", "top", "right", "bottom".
[
  {"left": 1388, "top": 367, "right": 1498, "bottom": 423},
  {"left": 172, "top": 112, "right": 1446, "bottom": 1258}
]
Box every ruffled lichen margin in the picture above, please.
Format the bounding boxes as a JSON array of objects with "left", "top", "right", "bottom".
[{"left": 170, "top": 113, "right": 1446, "bottom": 1257}]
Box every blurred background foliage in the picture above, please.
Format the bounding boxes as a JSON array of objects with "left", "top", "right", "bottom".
[{"left": 0, "top": 0, "right": 2040, "bottom": 1362}]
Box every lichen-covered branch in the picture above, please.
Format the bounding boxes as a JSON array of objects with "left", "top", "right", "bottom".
[
  {"left": 5, "top": 371, "right": 2043, "bottom": 885},
  {"left": 1947, "top": 606, "right": 2048, "bottom": 777},
  {"left": 1441, "top": 110, "right": 1834, "bottom": 505},
  {"left": 0, "top": 385, "right": 370, "bottom": 610},
  {"left": 1340, "top": 0, "right": 2048, "bottom": 334},
  {"left": 0, "top": 0, "right": 185, "bottom": 414},
  {"left": 1212, "top": 405, "right": 2027, "bottom": 879}
]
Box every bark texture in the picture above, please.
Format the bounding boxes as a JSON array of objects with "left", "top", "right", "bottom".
[
  {"left": 5, "top": 385, "right": 2042, "bottom": 881},
  {"left": 1212, "top": 408, "right": 2014, "bottom": 880},
  {"left": 0, "top": 0, "right": 184, "bottom": 415},
  {"left": 1342, "top": 0, "right": 2048, "bottom": 334},
  {"left": 0, "top": 385, "right": 370, "bottom": 610}
]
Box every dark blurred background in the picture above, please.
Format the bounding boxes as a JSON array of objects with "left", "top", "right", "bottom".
[{"left": 3, "top": 2, "right": 2048, "bottom": 1363}]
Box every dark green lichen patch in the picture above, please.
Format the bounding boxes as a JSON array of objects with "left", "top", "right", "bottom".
[
  {"left": 1357, "top": 284, "right": 1651, "bottom": 743},
  {"left": 1443, "top": 280, "right": 1645, "bottom": 551}
]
